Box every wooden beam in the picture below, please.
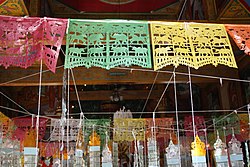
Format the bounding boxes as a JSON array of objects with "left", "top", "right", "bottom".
[
  {"left": 70, "top": 90, "right": 162, "bottom": 101},
  {"left": 0, "top": 65, "right": 239, "bottom": 86}
]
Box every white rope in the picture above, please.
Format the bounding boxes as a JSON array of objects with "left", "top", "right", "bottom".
[
  {"left": 70, "top": 68, "right": 84, "bottom": 115},
  {"left": 61, "top": 69, "right": 67, "bottom": 166},
  {"left": 173, "top": 71, "right": 181, "bottom": 167},
  {"left": 0, "top": 91, "right": 31, "bottom": 115},
  {"left": 140, "top": 72, "right": 159, "bottom": 118},
  {"left": 177, "top": 0, "right": 188, "bottom": 21},
  {"left": 114, "top": 67, "right": 250, "bottom": 84},
  {"left": 0, "top": 65, "right": 64, "bottom": 86},
  {"left": 153, "top": 73, "right": 174, "bottom": 113},
  {"left": 204, "top": 129, "right": 210, "bottom": 167},
  {"left": 35, "top": 59, "right": 43, "bottom": 167},
  {"left": 188, "top": 67, "right": 196, "bottom": 140},
  {"left": 67, "top": 69, "right": 70, "bottom": 167}
]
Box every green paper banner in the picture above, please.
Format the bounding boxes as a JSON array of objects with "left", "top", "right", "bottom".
[
  {"left": 84, "top": 119, "right": 111, "bottom": 145},
  {"left": 65, "top": 19, "right": 152, "bottom": 69}
]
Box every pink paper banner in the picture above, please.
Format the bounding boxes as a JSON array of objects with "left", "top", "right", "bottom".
[
  {"left": 0, "top": 15, "right": 67, "bottom": 72},
  {"left": 184, "top": 116, "right": 206, "bottom": 136},
  {"left": 12, "top": 117, "right": 47, "bottom": 141}
]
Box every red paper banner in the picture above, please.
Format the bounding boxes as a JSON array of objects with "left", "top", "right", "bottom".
[
  {"left": 0, "top": 15, "right": 67, "bottom": 72},
  {"left": 145, "top": 118, "right": 173, "bottom": 138},
  {"left": 184, "top": 116, "right": 206, "bottom": 136},
  {"left": 225, "top": 24, "right": 250, "bottom": 56},
  {"left": 12, "top": 117, "right": 47, "bottom": 141}
]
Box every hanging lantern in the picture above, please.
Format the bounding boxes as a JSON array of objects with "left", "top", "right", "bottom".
[
  {"left": 228, "top": 128, "right": 244, "bottom": 166},
  {"left": 191, "top": 135, "right": 207, "bottom": 167},
  {"left": 213, "top": 131, "right": 229, "bottom": 166}
]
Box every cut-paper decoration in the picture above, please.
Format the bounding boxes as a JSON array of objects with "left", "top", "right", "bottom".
[
  {"left": 50, "top": 118, "right": 80, "bottom": 141},
  {"left": 184, "top": 116, "right": 205, "bottom": 136},
  {"left": 0, "top": 112, "right": 14, "bottom": 137},
  {"left": 65, "top": 19, "right": 152, "bottom": 69},
  {"left": 225, "top": 24, "right": 250, "bottom": 56},
  {"left": 0, "top": 15, "right": 67, "bottom": 72},
  {"left": 12, "top": 117, "right": 47, "bottom": 141},
  {"left": 150, "top": 22, "right": 237, "bottom": 70},
  {"left": 214, "top": 114, "right": 241, "bottom": 137},
  {"left": 145, "top": 118, "right": 173, "bottom": 138},
  {"left": 85, "top": 119, "right": 110, "bottom": 144},
  {"left": 113, "top": 118, "right": 145, "bottom": 141}
]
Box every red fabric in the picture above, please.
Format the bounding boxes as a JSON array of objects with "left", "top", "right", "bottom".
[
  {"left": 59, "top": 0, "right": 177, "bottom": 13},
  {"left": 0, "top": 15, "right": 67, "bottom": 72},
  {"left": 12, "top": 117, "right": 47, "bottom": 141}
]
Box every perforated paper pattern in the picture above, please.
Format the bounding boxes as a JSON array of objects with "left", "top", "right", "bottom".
[
  {"left": 145, "top": 118, "right": 173, "bottom": 138},
  {"left": 0, "top": 16, "right": 67, "bottom": 72},
  {"left": 113, "top": 118, "right": 145, "bottom": 141},
  {"left": 85, "top": 119, "right": 110, "bottom": 144},
  {"left": 150, "top": 22, "right": 237, "bottom": 70},
  {"left": 225, "top": 24, "right": 250, "bottom": 56},
  {"left": 65, "top": 19, "right": 152, "bottom": 69},
  {"left": 50, "top": 119, "right": 80, "bottom": 141},
  {"left": 184, "top": 116, "right": 205, "bottom": 136}
]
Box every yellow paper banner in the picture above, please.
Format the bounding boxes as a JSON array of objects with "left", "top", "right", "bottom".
[
  {"left": 150, "top": 22, "right": 238, "bottom": 70},
  {"left": 0, "top": 112, "right": 14, "bottom": 137},
  {"left": 113, "top": 118, "right": 145, "bottom": 142}
]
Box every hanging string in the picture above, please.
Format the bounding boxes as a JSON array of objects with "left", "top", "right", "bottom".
[
  {"left": 173, "top": 70, "right": 182, "bottom": 166},
  {"left": 67, "top": 69, "right": 70, "bottom": 167},
  {"left": 0, "top": 65, "right": 64, "bottom": 86},
  {"left": 143, "top": 129, "right": 147, "bottom": 167},
  {"left": 70, "top": 68, "right": 84, "bottom": 116},
  {"left": 151, "top": 72, "right": 173, "bottom": 158},
  {"left": 188, "top": 67, "right": 196, "bottom": 140},
  {"left": 35, "top": 59, "right": 43, "bottom": 167},
  {"left": 0, "top": 91, "right": 31, "bottom": 115},
  {"left": 205, "top": 111, "right": 236, "bottom": 130},
  {"left": 132, "top": 130, "right": 139, "bottom": 167},
  {"left": 177, "top": 0, "right": 188, "bottom": 21},
  {"left": 61, "top": 69, "right": 67, "bottom": 166},
  {"left": 140, "top": 72, "right": 159, "bottom": 118},
  {"left": 114, "top": 67, "right": 250, "bottom": 84},
  {"left": 204, "top": 129, "right": 210, "bottom": 167},
  {"left": 153, "top": 73, "right": 174, "bottom": 113},
  {"left": 248, "top": 104, "right": 250, "bottom": 132}
]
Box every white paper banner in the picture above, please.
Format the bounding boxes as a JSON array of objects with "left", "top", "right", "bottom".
[{"left": 50, "top": 119, "right": 81, "bottom": 141}]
